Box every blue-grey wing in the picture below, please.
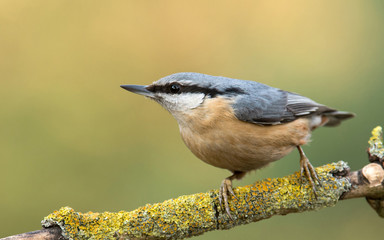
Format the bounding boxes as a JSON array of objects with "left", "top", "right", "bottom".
[{"left": 232, "top": 86, "right": 334, "bottom": 125}]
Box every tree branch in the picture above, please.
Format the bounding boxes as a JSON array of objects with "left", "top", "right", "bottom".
[
  {"left": 1, "top": 226, "right": 63, "bottom": 240},
  {"left": 2, "top": 126, "right": 384, "bottom": 240}
]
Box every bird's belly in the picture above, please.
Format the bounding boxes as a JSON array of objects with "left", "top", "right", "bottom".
[{"left": 180, "top": 118, "right": 311, "bottom": 172}]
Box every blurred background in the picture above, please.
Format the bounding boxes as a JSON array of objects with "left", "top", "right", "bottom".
[{"left": 0, "top": 0, "right": 383, "bottom": 239}]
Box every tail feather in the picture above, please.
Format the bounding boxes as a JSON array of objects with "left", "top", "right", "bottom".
[{"left": 324, "top": 111, "right": 355, "bottom": 126}]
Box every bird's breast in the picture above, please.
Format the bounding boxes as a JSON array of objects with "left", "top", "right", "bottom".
[{"left": 176, "top": 97, "right": 312, "bottom": 172}]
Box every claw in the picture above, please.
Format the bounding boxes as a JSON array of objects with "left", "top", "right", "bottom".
[
  {"left": 218, "top": 171, "right": 245, "bottom": 220},
  {"left": 219, "top": 178, "right": 235, "bottom": 220},
  {"left": 297, "top": 146, "right": 321, "bottom": 197}
]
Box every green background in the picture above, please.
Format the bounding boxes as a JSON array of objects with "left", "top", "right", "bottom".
[{"left": 0, "top": 1, "right": 383, "bottom": 239}]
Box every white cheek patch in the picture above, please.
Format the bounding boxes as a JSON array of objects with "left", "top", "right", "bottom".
[{"left": 156, "top": 93, "right": 205, "bottom": 112}]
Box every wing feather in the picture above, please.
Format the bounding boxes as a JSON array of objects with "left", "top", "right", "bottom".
[{"left": 232, "top": 90, "right": 336, "bottom": 125}]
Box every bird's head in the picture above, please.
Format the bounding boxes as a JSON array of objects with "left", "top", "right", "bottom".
[{"left": 121, "top": 72, "right": 245, "bottom": 116}]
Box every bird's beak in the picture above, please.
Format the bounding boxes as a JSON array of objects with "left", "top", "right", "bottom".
[{"left": 120, "top": 85, "right": 154, "bottom": 98}]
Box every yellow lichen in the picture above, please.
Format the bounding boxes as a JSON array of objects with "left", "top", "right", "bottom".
[
  {"left": 42, "top": 162, "right": 351, "bottom": 239},
  {"left": 368, "top": 126, "right": 384, "bottom": 160}
]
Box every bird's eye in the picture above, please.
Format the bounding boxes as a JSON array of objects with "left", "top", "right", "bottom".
[{"left": 169, "top": 83, "right": 181, "bottom": 94}]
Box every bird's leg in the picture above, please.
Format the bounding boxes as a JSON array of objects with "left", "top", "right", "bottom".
[
  {"left": 297, "top": 146, "right": 321, "bottom": 196},
  {"left": 219, "top": 171, "right": 245, "bottom": 219}
]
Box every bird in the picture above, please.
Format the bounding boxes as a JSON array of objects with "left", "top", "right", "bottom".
[{"left": 120, "top": 72, "right": 354, "bottom": 218}]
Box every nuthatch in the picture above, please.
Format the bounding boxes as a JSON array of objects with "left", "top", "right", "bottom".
[{"left": 121, "top": 72, "right": 354, "bottom": 217}]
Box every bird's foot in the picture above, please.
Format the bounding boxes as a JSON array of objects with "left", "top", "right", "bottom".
[
  {"left": 219, "top": 178, "right": 237, "bottom": 220},
  {"left": 298, "top": 146, "right": 322, "bottom": 197},
  {"left": 218, "top": 171, "right": 245, "bottom": 220},
  {"left": 300, "top": 155, "right": 322, "bottom": 197}
]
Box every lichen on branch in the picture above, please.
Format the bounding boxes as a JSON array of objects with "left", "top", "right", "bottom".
[
  {"left": 42, "top": 162, "right": 351, "bottom": 239},
  {"left": 368, "top": 126, "right": 384, "bottom": 161}
]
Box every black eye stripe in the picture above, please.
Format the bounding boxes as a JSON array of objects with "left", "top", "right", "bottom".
[
  {"left": 146, "top": 83, "right": 182, "bottom": 94},
  {"left": 146, "top": 83, "right": 245, "bottom": 97}
]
